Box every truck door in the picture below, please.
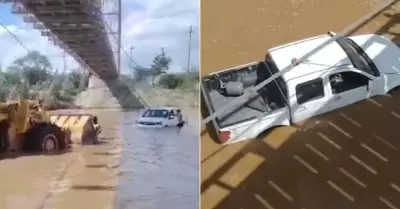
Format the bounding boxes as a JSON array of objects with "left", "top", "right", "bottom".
[
  {"left": 328, "top": 71, "right": 374, "bottom": 111},
  {"left": 291, "top": 77, "right": 331, "bottom": 123}
]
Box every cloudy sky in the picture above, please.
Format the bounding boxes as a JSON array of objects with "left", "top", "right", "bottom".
[{"left": 0, "top": 0, "right": 199, "bottom": 74}]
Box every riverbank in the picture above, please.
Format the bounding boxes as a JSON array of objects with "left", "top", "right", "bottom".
[
  {"left": 0, "top": 84, "right": 200, "bottom": 208},
  {"left": 0, "top": 109, "right": 123, "bottom": 209},
  {"left": 136, "top": 87, "right": 199, "bottom": 119}
]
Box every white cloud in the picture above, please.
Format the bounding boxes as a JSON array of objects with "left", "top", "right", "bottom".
[
  {"left": 0, "top": 0, "right": 199, "bottom": 74},
  {"left": 0, "top": 23, "right": 77, "bottom": 72},
  {"left": 121, "top": 0, "right": 200, "bottom": 73}
]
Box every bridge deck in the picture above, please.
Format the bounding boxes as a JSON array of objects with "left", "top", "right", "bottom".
[{"left": 3, "top": 0, "right": 118, "bottom": 79}]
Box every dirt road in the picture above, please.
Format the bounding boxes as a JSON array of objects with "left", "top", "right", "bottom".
[
  {"left": 0, "top": 109, "right": 123, "bottom": 209},
  {"left": 201, "top": 0, "right": 400, "bottom": 209}
]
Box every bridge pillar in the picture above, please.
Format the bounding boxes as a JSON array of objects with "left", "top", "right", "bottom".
[{"left": 75, "top": 75, "right": 144, "bottom": 109}]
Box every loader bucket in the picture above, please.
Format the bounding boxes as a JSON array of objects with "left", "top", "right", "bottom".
[{"left": 49, "top": 114, "right": 100, "bottom": 145}]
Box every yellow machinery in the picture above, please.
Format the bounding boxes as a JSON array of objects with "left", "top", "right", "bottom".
[{"left": 0, "top": 100, "right": 101, "bottom": 154}]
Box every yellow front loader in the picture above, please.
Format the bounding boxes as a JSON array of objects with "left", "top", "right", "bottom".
[{"left": 0, "top": 100, "right": 101, "bottom": 154}]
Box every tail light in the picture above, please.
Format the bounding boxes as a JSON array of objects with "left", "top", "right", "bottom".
[{"left": 219, "top": 131, "right": 231, "bottom": 143}]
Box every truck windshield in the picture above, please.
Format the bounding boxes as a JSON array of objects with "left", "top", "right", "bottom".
[
  {"left": 335, "top": 37, "right": 379, "bottom": 76},
  {"left": 142, "top": 109, "right": 169, "bottom": 118}
]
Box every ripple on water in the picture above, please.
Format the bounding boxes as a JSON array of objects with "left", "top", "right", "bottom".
[{"left": 115, "top": 111, "right": 199, "bottom": 209}]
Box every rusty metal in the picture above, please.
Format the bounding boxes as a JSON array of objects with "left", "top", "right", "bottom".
[{"left": 117, "top": 0, "right": 121, "bottom": 73}]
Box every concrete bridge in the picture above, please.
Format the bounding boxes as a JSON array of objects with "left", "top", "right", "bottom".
[{"left": 1, "top": 0, "right": 145, "bottom": 108}]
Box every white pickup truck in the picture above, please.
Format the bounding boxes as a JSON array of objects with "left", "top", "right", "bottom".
[{"left": 201, "top": 32, "right": 400, "bottom": 144}]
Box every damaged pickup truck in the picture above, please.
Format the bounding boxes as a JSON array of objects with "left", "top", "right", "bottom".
[{"left": 201, "top": 32, "right": 400, "bottom": 144}]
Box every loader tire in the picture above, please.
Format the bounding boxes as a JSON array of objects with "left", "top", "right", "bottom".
[
  {"left": 25, "top": 123, "right": 66, "bottom": 153},
  {"left": 0, "top": 121, "right": 9, "bottom": 153}
]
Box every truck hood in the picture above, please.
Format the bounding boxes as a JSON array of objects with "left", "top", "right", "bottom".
[
  {"left": 137, "top": 117, "right": 164, "bottom": 123},
  {"left": 349, "top": 34, "right": 400, "bottom": 75},
  {"left": 269, "top": 33, "right": 400, "bottom": 83},
  {"left": 350, "top": 34, "right": 400, "bottom": 91}
]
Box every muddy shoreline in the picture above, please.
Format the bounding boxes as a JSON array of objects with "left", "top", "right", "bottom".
[{"left": 0, "top": 109, "right": 123, "bottom": 209}]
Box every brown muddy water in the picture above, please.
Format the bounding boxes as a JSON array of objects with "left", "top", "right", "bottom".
[
  {"left": 0, "top": 109, "right": 199, "bottom": 209},
  {"left": 115, "top": 111, "right": 200, "bottom": 209},
  {"left": 201, "top": 0, "right": 400, "bottom": 208}
]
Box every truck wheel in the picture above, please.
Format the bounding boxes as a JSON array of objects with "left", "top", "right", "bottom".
[
  {"left": 0, "top": 134, "right": 9, "bottom": 153},
  {"left": 25, "top": 123, "right": 66, "bottom": 154},
  {"left": 0, "top": 121, "right": 9, "bottom": 153}
]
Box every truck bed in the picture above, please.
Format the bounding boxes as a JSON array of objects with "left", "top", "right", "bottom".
[{"left": 201, "top": 60, "right": 288, "bottom": 128}]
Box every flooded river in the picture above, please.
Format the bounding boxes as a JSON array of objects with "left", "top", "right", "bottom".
[
  {"left": 0, "top": 109, "right": 198, "bottom": 209},
  {"left": 115, "top": 111, "right": 200, "bottom": 209},
  {"left": 201, "top": 0, "right": 400, "bottom": 208}
]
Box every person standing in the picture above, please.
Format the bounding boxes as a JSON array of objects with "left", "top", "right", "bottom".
[{"left": 177, "top": 109, "right": 184, "bottom": 127}]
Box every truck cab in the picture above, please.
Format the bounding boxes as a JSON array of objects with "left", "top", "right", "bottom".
[
  {"left": 201, "top": 32, "right": 400, "bottom": 144},
  {"left": 136, "top": 107, "right": 185, "bottom": 127}
]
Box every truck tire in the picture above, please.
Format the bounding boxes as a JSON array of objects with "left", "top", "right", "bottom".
[
  {"left": 25, "top": 123, "right": 66, "bottom": 153},
  {"left": 0, "top": 121, "right": 9, "bottom": 153}
]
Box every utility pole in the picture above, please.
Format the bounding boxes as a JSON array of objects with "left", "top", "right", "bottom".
[{"left": 186, "top": 25, "right": 193, "bottom": 73}]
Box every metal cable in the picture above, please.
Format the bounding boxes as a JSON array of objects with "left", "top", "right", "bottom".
[
  {"left": 0, "top": 21, "right": 30, "bottom": 53},
  {"left": 104, "top": 20, "right": 143, "bottom": 68},
  {"left": 0, "top": 17, "right": 78, "bottom": 101}
]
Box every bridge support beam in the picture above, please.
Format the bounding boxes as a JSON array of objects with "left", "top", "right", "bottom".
[{"left": 75, "top": 75, "right": 144, "bottom": 109}]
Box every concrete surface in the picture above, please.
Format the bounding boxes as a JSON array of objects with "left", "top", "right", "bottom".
[
  {"left": 76, "top": 76, "right": 144, "bottom": 109},
  {"left": 201, "top": 0, "right": 400, "bottom": 209},
  {"left": 136, "top": 87, "right": 199, "bottom": 111}
]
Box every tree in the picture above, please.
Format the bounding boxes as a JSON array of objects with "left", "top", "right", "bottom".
[
  {"left": 2, "top": 71, "right": 21, "bottom": 85},
  {"left": 158, "top": 74, "right": 184, "bottom": 89},
  {"left": 68, "top": 70, "right": 83, "bottom": 89},
  {"left": 8, "top": 51, "right": 52, "bottom": 85},
  {"left": 150, "top": 48, "right": 172, "bottom": 85}
]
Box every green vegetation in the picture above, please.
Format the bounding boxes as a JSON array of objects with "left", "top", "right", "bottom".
[
  {"left": 0, "top": 48, "right": 199, "bottom": 109},
  {"left": 0, "top": 50, "right": 88, "bottom": 109},
  {"left": 131, "top": 48, "right": 199, "bottom": 93}
]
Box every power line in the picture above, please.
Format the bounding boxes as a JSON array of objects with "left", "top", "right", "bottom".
[
  {"left": 0, "top": 21, "right": 30, "bottom": 53},
  {"left": 103, "top": 20, "right": 144, "bottom": 70},
  {"left": 129, "top": 45, "right": 135, "bottom": 76},
  {"left": 0, "top": 21, "right": 66, "bottom": 61},
  {"left": 186, "top": 25, "right": 193, "bottom": 73}
]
